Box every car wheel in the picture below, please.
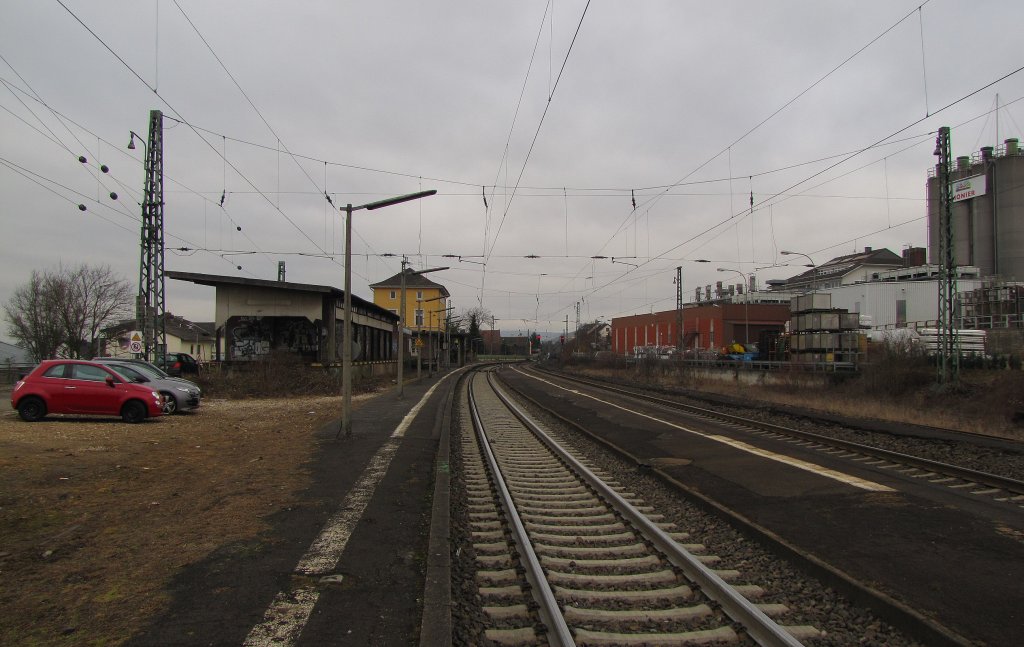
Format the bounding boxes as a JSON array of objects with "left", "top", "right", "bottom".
[
  {"left": 121, "top": 400, "right": 148, "bottom": 423},
  {"left": 17, "top": 397, "right": 46, "bottom": 422},
  {"left": 161, "top": 392, "right": 177, "bottom": 415}
]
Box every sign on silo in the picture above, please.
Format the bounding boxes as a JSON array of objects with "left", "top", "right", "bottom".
[{"left": 951, "top": 174, "right": 986, "bottom": 202}]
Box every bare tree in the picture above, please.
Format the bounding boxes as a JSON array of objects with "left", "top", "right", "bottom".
[
  {"left": 4, "top": 271, "right": 65, "bottom": 361},
  {"left": 460, "top": 306, "right": 493, "bottom": 356},
  {"left": 61, "top": 265, "right": 134, "bottom": 357},
  {"left": 4, "top": 264, "right": 134, "bottom": 361}
]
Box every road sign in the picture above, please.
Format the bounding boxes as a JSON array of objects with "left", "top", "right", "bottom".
[
  {"left": 415, "top": 338, "right": 424, "bottom": 347},
  {"left": 129, "top": 330, "right": 143, "bottom": 354}
]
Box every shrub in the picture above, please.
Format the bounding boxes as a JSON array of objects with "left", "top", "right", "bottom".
[{"left": 196, "top": 351, "right": 387, "bottom": 398}]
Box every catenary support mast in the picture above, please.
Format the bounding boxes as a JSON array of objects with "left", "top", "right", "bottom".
[
  {"left": 935, "top": 126, "right": 959, "bottom": 385},
  {"left": 137, "top": 109, "right": 165, "bottom": 362}
]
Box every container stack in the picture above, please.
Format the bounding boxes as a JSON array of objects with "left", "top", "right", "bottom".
[
  {"left": 788, "top": 293, "right": 863, "bottom": 364},
  {"left": 915, "top": 329, "right": 987, "bottom": 357}
]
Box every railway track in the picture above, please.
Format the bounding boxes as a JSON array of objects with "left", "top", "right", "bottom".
[
  {"left": 527, "top": 365, "right": 1024, "bottom": 509},
  {"left": 461, "top": 369, "right": 820, "bottom": 646}
]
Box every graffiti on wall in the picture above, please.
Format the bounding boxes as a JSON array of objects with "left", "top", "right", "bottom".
[
  {"left": 226, "top": 316, "right": 319, "bottom": 360},
  {"left": 333, "top": 320, "right": 363, "bottom": 361}
]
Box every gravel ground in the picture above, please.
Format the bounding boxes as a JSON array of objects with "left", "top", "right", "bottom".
[
  {"left": 450, "top": 374, "right": 925, "bottom": 646},
  {"left": 556, "top": 369, "right": 1024, "bottom": 483},
  {"left": 516, "top": 391, "right": 926, "bottom": 647},
  {"left": 741, "top": 409, "right": 1024, "bottom": 482}
]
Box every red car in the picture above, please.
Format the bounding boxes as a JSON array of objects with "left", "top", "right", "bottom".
[{"left": 11, "top": 359, "right": 165, "bottom": 423}]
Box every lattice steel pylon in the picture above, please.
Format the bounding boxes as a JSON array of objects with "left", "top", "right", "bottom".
[
  {"left": 676, "top": 266, "right": 683, "bottom": 350},
  {"left": 137, "top": 109, "right": 166, "bottom": 361},
  {"left": 934, "top": 126, "right": 959, "bottom": 385}
]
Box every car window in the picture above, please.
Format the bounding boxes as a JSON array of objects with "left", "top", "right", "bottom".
[
  {"left": 141, "top": 361, "right": 170, "bottom": 377},
  {"left": 113, "top": 362, "right": 158, "bottom": 380},
  {"left": 111, "top": 364, "right": 147, "bottom": 382},
  {"left": 42, "top": 364, "right": 67, "bottom": 378},
  {"left": 71, "top": 364, "right": 113, "bottom": 382}
]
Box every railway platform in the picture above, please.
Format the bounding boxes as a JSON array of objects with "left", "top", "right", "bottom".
[{"left": 126, "top": 368, "right": 462, "bottom": 647}]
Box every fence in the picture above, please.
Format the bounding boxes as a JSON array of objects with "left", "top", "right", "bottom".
[{"left": 1, "top": 361, "right": 34, "bottom": 385}]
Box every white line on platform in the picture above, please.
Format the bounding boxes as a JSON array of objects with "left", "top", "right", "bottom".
[
  {"left": 243, "top": 374, "right": 454, "bottom": 647},
  {"left": 518, "top": 369, "right": 893, "bottom": 493}
]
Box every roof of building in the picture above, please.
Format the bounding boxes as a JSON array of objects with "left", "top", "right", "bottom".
[
  {"left": 102, "top": 313, "right": 215, "bottom": 339},
  {"left": 785, "top": 247, "right": 903, "bottom": 285},
  {"left": 167, "top": 271, "right": 399, "bottom": 322},
  {"left": 0, "top": 340, "right": 33, "bottom": 364},
  {"left": 369, "top": 269, "right": 451, "bottom": 298}
]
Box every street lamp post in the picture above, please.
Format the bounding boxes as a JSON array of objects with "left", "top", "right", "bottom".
[
  {"left": 780, "top": 250, "right": 817, "bottom": 292},
  {"left": 415, "top": 297, "right": 426, "bottom": 381},
  {"left": 416, "top": 294, "right": 446, "bottom": 379},
  {"left": 397, "top": 264, "right": 448, "bottom": 398},
  {"left": 339, "top": 190, "right": 436, "bottom": 438},
  {"left": 717, "top": 268, "right": 750, "bottom": 348}
]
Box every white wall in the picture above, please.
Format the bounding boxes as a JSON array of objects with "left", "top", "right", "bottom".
[{"left": 827, "top": 279, "right": 986, "bottom": 328}]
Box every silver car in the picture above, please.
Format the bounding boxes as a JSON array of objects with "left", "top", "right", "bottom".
[{"left": 101, "top": 361, "right": 201, "bottom": 415}]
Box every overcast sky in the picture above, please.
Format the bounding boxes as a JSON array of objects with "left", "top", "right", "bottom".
[{"left": 3, "top": 1, "right": 1024, "bottom": 341}]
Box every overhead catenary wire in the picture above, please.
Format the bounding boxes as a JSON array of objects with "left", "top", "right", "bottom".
[
  {"left": 589, "top": 0, "right": 937, "bottom": 269},
  {"left": 568, "top": 63, "right": 1024, "bottom": 317},
  {"left": 170, "top": 0, "right": 401, "bottom": 280},
  {"left": 55, "top": 0, "right": 377, "bottom": 280},
  {"left": 25, "top": 1, "right": 1023, "bottom": 329},
  {"left": 484, "top": 0, "right": 591, "bottom": 263},
  {"left": 0, "top": 78, "right": 267, "bottom": 278}
]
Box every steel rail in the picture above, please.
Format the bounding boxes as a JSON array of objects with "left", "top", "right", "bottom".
[
  {"left": 485, "top": 372, "right": 806, "bottom": 647},
  {"left": 467, "top": 373, "right": 576, "bottom": 647},
  {"left": 530, "top": 366, "right": 1024, "bottom": 497}
]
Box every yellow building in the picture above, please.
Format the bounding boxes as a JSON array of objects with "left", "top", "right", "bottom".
[{"left": 369, "top": 269, "right": 450, "bottom": 333}]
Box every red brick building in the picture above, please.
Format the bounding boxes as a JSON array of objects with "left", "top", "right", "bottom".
[{"left": 611, "top": 303, "right": 791, "bottom": 355}]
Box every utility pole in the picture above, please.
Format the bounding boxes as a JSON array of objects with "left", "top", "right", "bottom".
[
  {"left": 397, "top": 257, "right": 408, "bottom": 396},
  {"left": 132, "top": 110, "right": 165, "bottom": 362},
  {"left": 445, "top": 304, "right": 455, "bottom": 369},
  {"left": 934, "top": 126, "right": 960, "bottom": 386}
]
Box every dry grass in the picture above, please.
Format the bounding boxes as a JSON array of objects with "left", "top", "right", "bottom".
[
  {"left": 0, "top": 393, "right": 357, "bottom": 646},
  {"left": 564, "top": 359, "right": 1024, "bottom": 441}
]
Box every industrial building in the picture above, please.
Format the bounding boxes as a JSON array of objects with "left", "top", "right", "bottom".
[
  {"left": 611, "top": 301, "right": 791, "bottom": 357},
  {"left": 926, "top": 138, "right": 1024, "bottom": 282}
]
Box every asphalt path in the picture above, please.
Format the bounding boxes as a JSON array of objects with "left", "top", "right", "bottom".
[
  {"left": 126, "top": 369, "right": 461, "bottom": 646},
  {"left": 499, "top": 366, "right": 1024, "bottom": 647}
]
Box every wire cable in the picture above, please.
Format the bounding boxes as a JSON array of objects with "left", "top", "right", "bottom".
[{"left": 485, "top": 0, "right": 592, "bottom": 262}]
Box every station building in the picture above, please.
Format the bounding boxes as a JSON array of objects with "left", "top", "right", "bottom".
[
  {"left": 168, "top": 271, "right": 399, "bottom": 374},
  {"left": 369, "top": 269, "right": 451, "bottom": 368}
]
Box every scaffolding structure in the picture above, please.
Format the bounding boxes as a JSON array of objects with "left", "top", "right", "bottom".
[{"left": 961, "top": 283, "right": 1024, "bottom": 329}]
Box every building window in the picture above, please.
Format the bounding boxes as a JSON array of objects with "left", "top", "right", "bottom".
[
  {"left": 389, "top": 290, "right": 396, "bottom": 299},
  {"left": 416, "top": 290, "right": 423, "bottom": 299},
  {"left": 415, "top": 309, "right": 424, "bottom": 326}
]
